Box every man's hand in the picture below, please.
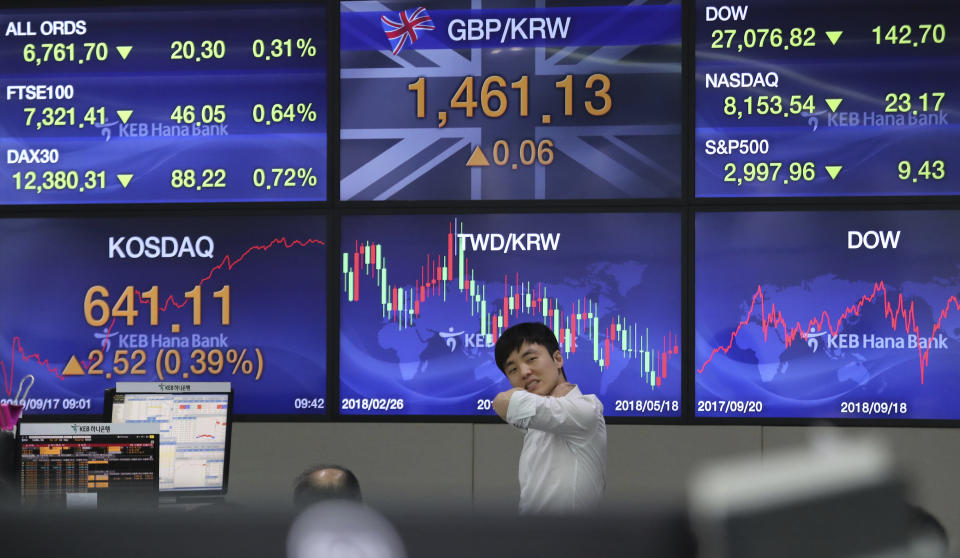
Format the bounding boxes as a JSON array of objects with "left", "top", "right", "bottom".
[
  {"left": 550, "top": 382, "right": 575, "bottom": 398},
  {"left": 493, "top": 387, "right": 523, "bottom": 421}
]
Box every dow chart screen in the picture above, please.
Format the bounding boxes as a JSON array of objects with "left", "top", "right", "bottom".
[
  {"left": 341, "top": 0, "right": 681, "bottom": 200},
  {"left": 696, "top": 210, "right": 960, "bottom": 420},
  {"left": 340, "top": 213, "right": 681, "bottom": 417},
  {"left": 696, "top": 0, "right": 959, "bottom": 197},
  {"left": 0, "top": 215, "right": 327, "bottom": 416},
  {"left": 0, "top": 4, "right": 326, "bottom": 204}
]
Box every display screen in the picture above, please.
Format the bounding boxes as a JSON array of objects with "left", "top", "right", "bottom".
[
  {"left": 340, "top": 212, "right": 681, "bottom": 417},
  {"left": 695, "top": 0, "right": 959, "bottom": 197},
  {"left": 19, "top": 423, "right": 159, "bottom": 507},
  {"left": 341, "top": 0, "right": 681, "bottom": 200},
  {"left": 0, "top": 215, "right": 327, "bottom": 416},
  {"left": 108, "top": 384, "right": 230, "bottom": 493},
  {"left": 0, "top": 4, "right": 326, "bottom": 204},
  {"left": 696, "top": 210, "right": 960, "bottom": 420}
]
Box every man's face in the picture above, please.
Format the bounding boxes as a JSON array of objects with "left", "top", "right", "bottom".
[{"left": 503, "top": 342, "right": 565, "bottom": 396}]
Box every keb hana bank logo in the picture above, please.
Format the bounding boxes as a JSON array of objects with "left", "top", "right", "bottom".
[{"left": 381, "top": 7, "right": 435, "bottom": 55}]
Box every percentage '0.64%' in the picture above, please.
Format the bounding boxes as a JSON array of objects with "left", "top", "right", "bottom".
[{"left": 251, "top": 103, "right": 317, "bottom": 124}]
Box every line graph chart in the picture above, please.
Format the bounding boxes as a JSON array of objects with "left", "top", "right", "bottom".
[
  {"left": 0, "top": 215, "right": 327, "bottom": 416},
  {"left": 696, "top": 210, "right": 960, "bottom": 419}
]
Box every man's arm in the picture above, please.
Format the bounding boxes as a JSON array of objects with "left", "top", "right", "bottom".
[
  {"left": 507, "top": 389, "right": 601, "bottom": 438},
  {"left": 493, "top": 387, "right": 523, "bottom": 420},
  {"left": 493, "top": 382, "right": 572, "bottom": 421}
]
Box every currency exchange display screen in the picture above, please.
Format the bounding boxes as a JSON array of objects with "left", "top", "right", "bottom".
[
  {"left": 341, "top": 0, "right": 681, "bottom": 200},
  {"left": 696, "top": 0, "right": 959, "bottom": 197},
  {"left": 696, "top": 211, "right": 960, "bottom": 420},
  {"left": 0, "top": 4, "right": 326, "bottom": 204},
  {"left": 0, "top": 215, "right": 327, "bottom": 416},
  {"left": 340, "top": 213, "right": 681, "bottom": 417}
]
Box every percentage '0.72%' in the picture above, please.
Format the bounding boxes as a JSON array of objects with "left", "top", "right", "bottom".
[{"left": 252, "top": 168, "right": 318, "bottom": 189}]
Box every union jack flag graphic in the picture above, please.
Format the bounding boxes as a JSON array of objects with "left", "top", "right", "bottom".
[{"left": 381, "top": 7, "right": 435, "bottom": 55}]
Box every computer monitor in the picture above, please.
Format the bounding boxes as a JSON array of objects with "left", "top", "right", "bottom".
[
  {"left": 105, "top": 383, "right": 232, "bottom": 496},
  {"left": 18, "top": 423, "right": 159, "bottom": 509}
]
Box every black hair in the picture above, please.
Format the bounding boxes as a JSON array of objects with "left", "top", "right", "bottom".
[
  {"left": 494, "top": 322, "right": 565, "bottom": 377},
  {"left": 293, "top": 464, "right": 362, "bottom": 508}
]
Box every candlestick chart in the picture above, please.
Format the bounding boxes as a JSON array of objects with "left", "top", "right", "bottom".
[{"left": 340, "top": 212, "right": 682, "bottom": 416}]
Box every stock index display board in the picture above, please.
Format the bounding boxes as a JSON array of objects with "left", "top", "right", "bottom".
[
  {"left": 696, "top": 211, "right": 960, "bottom": 420},
  {"left": 696, "top": 0, "right": 959, "bottom": 197},
  {"left": 7, "top": 1, "right": 960, "bottom": 424},
  {"left": 340, "top": 0, "right": 681, "bottom": 200},
  {"left": 0, "top": 4, "right": 326, "bottom": 204},
  {"left": 0, "top": 215, "right": 327, "bottom": 416},
  {"left": 339, "top": 213, "right": 682, "bottom": 417}
]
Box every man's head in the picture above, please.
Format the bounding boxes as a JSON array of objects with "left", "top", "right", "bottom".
[
  {"left": 293, "top": 465, "right": 362, "bottom": 508},
  {"left": 494, "top": 322, "right": 566, "bottom": 396}
]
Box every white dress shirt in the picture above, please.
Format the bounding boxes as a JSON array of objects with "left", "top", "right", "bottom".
[{"left": 506, "top": 385, "right": 606, "bottom": 514}]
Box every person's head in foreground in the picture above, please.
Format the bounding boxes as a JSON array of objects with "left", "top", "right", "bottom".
[
  {"left": 495, "top": 322, "right": 569, "bottom": 396},
  {"left": 293, "top": 465, "right": 362, "bottom": 509},
  {"left": 288, "top": 500, "right": 406, "bottom": 558}
]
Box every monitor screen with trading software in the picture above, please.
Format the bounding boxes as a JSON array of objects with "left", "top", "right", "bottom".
[
  {"left": 105, "top": 383, "right": 232, "bottom": 496},
  {"left": 18, "top": 423, "right": 159, "bottom": 508}
]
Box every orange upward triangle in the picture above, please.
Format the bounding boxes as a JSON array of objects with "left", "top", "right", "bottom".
[{"left": 466, "top": 146, "right": 490, "bottom": 167}]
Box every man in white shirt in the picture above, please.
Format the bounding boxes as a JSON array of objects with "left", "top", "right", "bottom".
[{"left": 492, "top": 322, "right": 606, "bottom": 514}]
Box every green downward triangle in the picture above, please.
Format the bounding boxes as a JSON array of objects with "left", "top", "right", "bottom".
[
  {"left": 826, "top": 31, "right": 843, "bottom": 45},
  {"left": 825, "top": 98, "right": 844, "bottom": 112},
  {"left": 825, "top": 166, "right": 843, "bottom": 180},
  {"left": 116, "top": 110, "right": 133, "bottom": 124},
  {"left": 116, "top": 46, "right": 133, "bottom": 60},
  {"left": 117, "top": 174, "right": 134, "bottom": 188}
]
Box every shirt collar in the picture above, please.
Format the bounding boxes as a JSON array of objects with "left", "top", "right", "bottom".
[{"left": 564, "top": 385, "right": 583, "bottom": 398}]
